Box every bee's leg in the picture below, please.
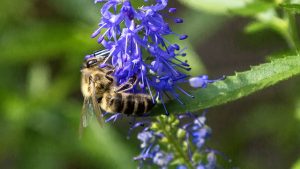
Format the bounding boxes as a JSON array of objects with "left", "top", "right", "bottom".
[
  {"left": 105, "top": 74, "right": 114, "bottom": 83},
  {"left": 102, "top": 64, "right": 115, "bottom": 74},
  {"left": 106, "top": 70, "right": 114, "bottom": 75},
  {"left": 114, "top": 76, "right": 137, "bottom": 93},
  {"left": 106, "top": 64, "right": 115, "bottom": 72},
  {"left": 103, "top": 66, "right": 115, "bottom": 81}
]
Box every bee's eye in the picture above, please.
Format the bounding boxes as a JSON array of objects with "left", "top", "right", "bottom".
[{"left": 86, "top": 59, "right": 98, "bottom": 68}]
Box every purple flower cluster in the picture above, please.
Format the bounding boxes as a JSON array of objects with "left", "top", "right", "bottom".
[
  {"left": 134, "top": 113, "right": 220, "bottom": 169},
  {"left": 90, "top": 0, "right": 191, "bottom": 113}
]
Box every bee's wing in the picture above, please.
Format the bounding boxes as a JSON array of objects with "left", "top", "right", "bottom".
[
  {"left": 90, "top": 81, "right": 104, "bottom": 127},
  {"left": 79, "top": 97, "right": 94, "bottom": 138},
  {"left": 79, "top": 97, "right": 102, "bottom": 138}
]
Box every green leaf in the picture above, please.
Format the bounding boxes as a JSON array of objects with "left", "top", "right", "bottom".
[
  {"left": 151, "top": 54, "right": 300, "bottom": 115},
  {"left": 229, "top": 1, "right": 274, "bottom": 17},
  {"left": 178, "top": 0, "right": 246, "bottom": 14},
  {"left": 0, "top": 22, "right": 96, "bottom": 64},
  {"left": 292, "top": 159, "right": 300, "bottom": 169},
  {"left": 245, "top": 21, "right": 271, "bottom": 33},
  {"left": 280, "top": 3, "right": 300, "bottom": 13}
]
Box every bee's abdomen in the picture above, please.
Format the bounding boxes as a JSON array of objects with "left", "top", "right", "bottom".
[
  {"left": 136, "top": 94, "right": 155, "bottom": 115},
  {"left": 100, "top": 93, "right": 123, "bottom": 113},
  {"left": 101, "top": 92, "right": 155, "bottom": 115},
  {"left": 122, "top": 93, "right": 155, "bottom": 115}
]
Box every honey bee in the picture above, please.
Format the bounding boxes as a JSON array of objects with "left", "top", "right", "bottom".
[{"left": 80, "top": 51, "right": 155, "bottom": 133}]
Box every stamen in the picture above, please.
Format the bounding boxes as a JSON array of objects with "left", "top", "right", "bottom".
[
  {"left": 159, "top": 92, "right": 169, "bottom": 116},
  {"left": 91, "top": 23, "right": 107, "bottom": 38},
  {"left": 98, "top": 28, "right": 111, "bottom": 43},
  {"left": 168, "top": 8, "right": 177, "bottom": 13},
  {"left": 176, "top": 86, "right": 194, "bottom": 98},
  {"left": 145, "top": 78, "right": 155, "bottom": 104},
  {"left": 105, "top": 113, "right": 123, "bottom": 123}
]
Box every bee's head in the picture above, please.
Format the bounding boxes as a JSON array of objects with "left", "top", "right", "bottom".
[
  {"left": 81, "top": 52, "right": 107, "bottom": 70},
  {"left": 82, "top": 58, "right": 99, "bottom": 69}
]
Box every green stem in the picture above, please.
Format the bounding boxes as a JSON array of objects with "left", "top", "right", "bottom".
[
  {"left": 272, "top": 9, "right": 299, "bottom": 51},
  {"left": 286, "top": 11, "right": 300, "bottom": 52},
  {"left": 158, "top": 116, "right": 194, "bottom": 169},
  {"left": 277, "top": 19, "right": 295, "bottom": 50},
  {"left": 255, "top": 8, "right": 299, "bottom": 51}
]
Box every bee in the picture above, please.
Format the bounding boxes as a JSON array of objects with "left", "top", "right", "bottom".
[{"left": 80, "top": 51, "right": 155, "bottom": 133}]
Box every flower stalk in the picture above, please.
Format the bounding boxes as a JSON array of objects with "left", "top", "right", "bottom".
[{"left": 155, "top": 115, "right": 194, "bottom": 169}]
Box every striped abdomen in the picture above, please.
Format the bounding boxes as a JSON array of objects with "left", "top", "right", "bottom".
[{"left": 100, "top": 92, "right": 155, "bottom": 115}]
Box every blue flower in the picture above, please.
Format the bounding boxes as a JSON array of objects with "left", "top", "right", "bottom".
[
  {"left": 191, "top": 117, "right": 212, "bottom": 149},
  {"left": 135, "top": 138, "right": 174, "bottom": 169},
  {"left": 196, "top": 164, "right": 206, "bottom": 169},
  {"left": 135, "top": 130, "right": 158, "bottom": 161},
  {"left": 134, "top": 113, "right": 223, "bottom": 169},
  {"left": 135, "top": 141, "right": 173, "bottom": 169},
  {"left": 177, "top": 165, "right": 188, "bottom": 169},
  {"left": 195, "top": 152, "right": 217, "bottom": 169},
  {"left": 205, "top": 152, "right": 217, "bottom": 169},
  {"left": 153, "top": 150, "right": 173, "bottom": 168},
  {"left": 90, "top": 0, "right": 194, "bottom": 114},
  {"left": 189, "top": 75, "right": 226, "bottom": 88},
  {"left": 137, "top": 131, "right": 155, "bottom": 149}
]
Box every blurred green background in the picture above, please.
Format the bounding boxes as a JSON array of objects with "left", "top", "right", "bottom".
[{"left": 0, "top": 0, "right": 300, "bottom": 169}]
